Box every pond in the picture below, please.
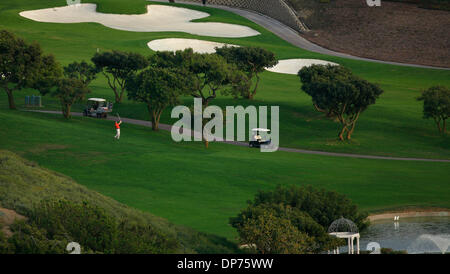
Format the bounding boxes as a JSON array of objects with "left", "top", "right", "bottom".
[{"left": 358, "top": 217, "right": 450, "bottom": 254}]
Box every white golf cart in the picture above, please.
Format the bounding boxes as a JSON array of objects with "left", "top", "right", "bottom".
[
  {"left": 83, "top": 98, "right": 113, "bottom": 118},
  {"left": 249, "top": 128, "right": 271, "bottom": 148}
]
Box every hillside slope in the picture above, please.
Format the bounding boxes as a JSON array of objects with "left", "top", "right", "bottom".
[
  {"left": 0, "top": 150, "right": 238, "bottom": 253},
  {"left": 287, "top": 0, "right": 450, "bottom": 67}
]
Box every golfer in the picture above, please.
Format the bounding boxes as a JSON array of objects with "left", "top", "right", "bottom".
[{"left": 114, "top": 120, "right": 122, "bottom": 139}]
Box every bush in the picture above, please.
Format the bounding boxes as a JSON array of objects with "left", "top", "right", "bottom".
[
  {"left": 237, "top": 207, "right": 315, "bottom": 254},
  {"left": 7, "top": 220, "right": 67, "bottom": 254},
  {"left": 231, "top": 185, "right": 368, "bottom": 253},
  {"left": 244, "top": 185, "right": 369, "bottom": 230},
  {"left": 2, "top": 200, "right": 179, "bottom": 254},
  {"left": 30, "top": 200, "right": 118, "bottom": 253}
]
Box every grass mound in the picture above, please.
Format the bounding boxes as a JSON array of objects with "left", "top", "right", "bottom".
[{"left": 0, "top": 149, "right": 239, "bottom": 253}]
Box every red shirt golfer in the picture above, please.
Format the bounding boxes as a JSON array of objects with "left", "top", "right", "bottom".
[{"left": 114, "top": 120, "right": 122, "bottom": 139}]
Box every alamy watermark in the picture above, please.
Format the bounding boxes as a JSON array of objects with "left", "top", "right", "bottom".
[{"left": 171, "top": 98, "right": 279, "bottom": 152}]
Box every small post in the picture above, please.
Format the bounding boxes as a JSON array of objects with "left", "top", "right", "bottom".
[{"left": 357, "top": 236, "right": 360, "bottom": 254}]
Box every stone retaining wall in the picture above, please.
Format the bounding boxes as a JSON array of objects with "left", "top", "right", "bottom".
[{"left": 187, "top": 0, "right": 308, "bottom": 32}]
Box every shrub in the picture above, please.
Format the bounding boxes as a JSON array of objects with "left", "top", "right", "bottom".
[{"left": 231, "top": 185, "right": 367, "bottom": 253}]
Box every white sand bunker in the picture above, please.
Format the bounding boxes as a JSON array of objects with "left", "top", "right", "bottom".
[
  {"left": 267, "top": 59, "right": 339, "bottom": 75},
  {"left": 148, "top": 38, "right": 238, "bottom": 53},
  {"left": 19, "top": 4, "right": 259, "bottom": 38}
]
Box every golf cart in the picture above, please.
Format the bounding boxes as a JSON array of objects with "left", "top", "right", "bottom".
[
  {"left": 249, "top": 128, "right": 271, "bottom": 148},
  {"left": 83, "top": 98, "right": 113, "bottom": 118}
]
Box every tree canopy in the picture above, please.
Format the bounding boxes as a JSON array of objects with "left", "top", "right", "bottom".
[
  {"left": 63, "top": 61, "right": 99, "bottom": 86},
  {"left": 230, "top": 185, "right": 368, "bottom": 253},
  {"left": 417, "top": 85, "right": 450, "bottom": 134},
  {"left": 298, "top": 65, "right": 383, "bottom": 140},
  {"left": 91, "top": 50, "right": 148, "bottom": 103},
  {"left": 52, "top": 78, "right": 90, "bottom": 119},
  {"left": 0, "top": 30, "right": 61, "bottom": 109},
  {"left": 216, "top": 46, "right": 277, "bottom": 99},
  {"left": 126, "top": 67, "right": 185, "bottom": 131},
  {"left": 151, "top": 49, "right": 248, "bottom": 148},
  {"left": 237, "top": 207, "right": 315, "bottom": 254},
  {"left": 151, "top": 49, "right": 247, "bottom": 107}
]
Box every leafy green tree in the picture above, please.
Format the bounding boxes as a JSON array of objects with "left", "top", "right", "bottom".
[
  {"left": 231, "top": 203, "right": 342, "bottom": 253},
  {"left": 126, "top": 67, "right": 184, "bottom": 131},
  {"left": 32, "top": 54, "right": 63, "bottom": 96},
  {"left": 151, "top": 49, "right": 247, "bottom": 147},
  {"left": 417, "top": 85, "right": 450, "bottom": 134},
  {"left": 63, "top": 61, "right": 99, "bottom": 86},
  {"left": 298, "top": 65, "right": 383, "bottom": 140},
  {"left": 52, "top": 78, "right": 90, "bottom": 119},
  {"left": 237, "top": 207, "right": 314, "bottom": 254},
  {"left": 216, "top": 46, "right": 277, "bottom": 99},
  {"left": 0, "top": 30, "right": 62, "bottom": 109},
  {"left": 91, "top": 51, "right": 148, "bottom": 103},
  {"left": 231, "top": 185, "right": 368, "bottom": 253},
  {"left": 151, "top": 49, "right": 245, "bottom": 107}
]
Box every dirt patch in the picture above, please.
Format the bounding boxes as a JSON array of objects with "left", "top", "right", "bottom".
[
  {"left": 288, "top": 0, "right": 450, "bottom": 67},
  {"left": 0, "top": 207, "right": 27, "bottom": 237}
]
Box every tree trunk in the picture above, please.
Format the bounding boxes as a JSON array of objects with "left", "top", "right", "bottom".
[
  {"left": 248, "top": 75, "right": 260, "bottom": 100},
  {"left": 114, "top": 89, "right": 121, "bottom": 103},
  {"left": 346, "top": 111, "right": 361, "bottom": 140},
  {"left": 443, "top": 118, "right": 447, "bottom": 134},
  {"left": 338, "top": 126, "right": 346, "bottom": 141},
  {"left": 103, "top": 72, "right": 121, "bottom": 103},
  {"left": 62, "top": 104, "right": 71, "bottom": 119},
  {"left": 151, "top": 112, "right": 160, "bottom": 131},
  {"left": 118, "top": 83, "right": 127, "bottom": 103},
  {"left": 151, "top": 117, "right": 159, "bottom": 131},
  {"left": 435, "top": 118, "right": 442, "bottom": 133},
  {"left": 5, "top": 88, "right": 16, "bottom": 110},
  {"left": 347, "top": 125, "right": 355, "bottom": 140},
  {"left": 149, "top": 106, "right": 163, "bottom": 131}
]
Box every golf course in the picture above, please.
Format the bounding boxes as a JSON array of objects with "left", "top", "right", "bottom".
[{"left": 1, "top": 0, "right": 449, "bottom": 242}]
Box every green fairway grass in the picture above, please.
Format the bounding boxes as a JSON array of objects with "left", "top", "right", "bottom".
[
  {"left": 1, "top": 0, "right": 450, "bottom": 241},
  {"left": 1, "top": 0, "right": 449, "bottom": 159},
  {"left": 1, "top": 109, "right": 449, "bottom": 239}
]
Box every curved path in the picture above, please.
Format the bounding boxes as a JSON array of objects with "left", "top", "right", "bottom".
[
  {"left": 152, "top": 0, "right": 450, "bottom": 70},
  {"left": 28, "top": 110, "right": 450, "bottom": 163}
]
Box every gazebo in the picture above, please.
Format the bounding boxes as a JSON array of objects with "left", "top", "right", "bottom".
[{"left": 328, "top": 217, "right": 360, "bottom": 254}]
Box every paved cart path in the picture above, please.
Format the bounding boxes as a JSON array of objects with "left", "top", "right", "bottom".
[
  {"left": 151, "top": 0, "right": 450, "bottom": 70},
  {"left": 28, "top": 110, "right": 450, "bottom": 162}
]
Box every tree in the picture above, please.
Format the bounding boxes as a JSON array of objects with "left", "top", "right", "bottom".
[
  {"left": 417, "top": 85, "right": 450, "bottom": 134},
  {"left": 0, "top": 30, "right": 62, "bottom": 109},
  {"left": 216, "top": 46, "right": 277, "bottom": 99},
  {"left": 63, "top": 61, "right": 99, "bottom": 86},
  {"left": 151, "top": 49, "right": 245, "bottom": 107},
  {"left": 230, "top": 185, "right": 369, "bottom": 253},
  {"left": 237, "top": 208, "right": 314, "bottom": 254},
  {"left": 91, "top": 51, "right": 148, "bottom": 103},
  {"left": 298, "top": 65, "right": 383, "bottom": 141},
  {"left": 52, "top": 78, "right": 90, "bottom": 119},
  {"left": 126, "top": 67, "right": 184, "bottom": 131},
  {"left": 151, "top": 49, "right": 247, "bottom": 147}
]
